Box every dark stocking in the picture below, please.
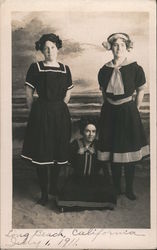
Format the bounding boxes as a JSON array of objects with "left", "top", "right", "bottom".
[
  {"left": 49, "top": 164, "right": 61, "bottom": 196},
  {"left": 36, "top": 166, "right": 48, "bottom": 205},
  {"left": 124, "top": 164, "right": 136, "bottom": 200},
  {"left": 111, "top": 163, "right": 122, "bottom": 195}
]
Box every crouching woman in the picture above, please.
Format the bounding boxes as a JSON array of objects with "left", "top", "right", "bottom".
[{"left": 56, "top": 117, "right": 117, "bottom": 211}]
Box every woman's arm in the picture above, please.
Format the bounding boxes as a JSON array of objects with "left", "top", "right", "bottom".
[
  {"left": 25, "top": 85, "right": 34, "bottom": 111},
  {"left": 64, "top": 89, "right": 72, "bottom": 104},
  {"left": 135, "top": 86, "right": 145, "bottom": 111},
  {"left": 101, "top": 89, "right": 107, "bottom": 103}
]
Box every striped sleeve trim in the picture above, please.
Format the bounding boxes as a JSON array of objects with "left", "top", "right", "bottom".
[
  {"left": 25, "top": 82, "right": 35, "bottom": 89},
  {"left": 137, "top": 83, "right": 146, "bottom": 90},
  {"left": 67, "top": 84, "right": 74, "bottom": 90}
]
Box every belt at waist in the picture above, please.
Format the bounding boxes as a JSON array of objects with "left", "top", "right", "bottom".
[{"left": 106, "top": 96, "right": 132, "bottom": 105}]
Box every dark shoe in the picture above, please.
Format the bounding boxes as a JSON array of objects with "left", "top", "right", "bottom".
[
  {"left": 125, "top": 192, "right": 136, "bottom": 200},
  {"left": 115, "top": 187, "right": 122, "bottom": 196},
  {"left": 117, "top": 190, "right": 122, "bottom": 195},
  {"left": 37, "top": 195, "right": 48, "bottom": 206}
]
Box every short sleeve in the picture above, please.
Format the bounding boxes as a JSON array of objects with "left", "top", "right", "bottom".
[
  {"left": 65, "top": 65, "right": 74, "bottom": 90},
  {"left": 135, "top": 65, "right": 146, "bottom": 89},
  {"left": 25, "top": 63, "right": 37, "bottom": 89}
]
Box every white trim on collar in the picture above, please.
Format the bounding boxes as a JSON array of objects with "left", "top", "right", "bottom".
[
  {"left": 105, "top": 59, "right": 136, "bottom": 68},
  {"left": 37, "top": 62, "right": 67, "bottom": 73}
]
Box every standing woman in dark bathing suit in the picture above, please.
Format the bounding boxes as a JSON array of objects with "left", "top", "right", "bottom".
[
  {"left": 21, "top": 33, "right": 74, "bottom": 206},
  {"left": 97, "top": 33, "right": 149, "bottom": 200}
]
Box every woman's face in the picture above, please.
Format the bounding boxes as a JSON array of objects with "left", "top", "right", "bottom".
[
  {"left": 42, "top": 40, "right": 58, "bottom": 62},
  {"left": 83, "top": 124, "right": 96, "bottom": 144},
  {"left": 111, "top": 38, "right": 127, "bottom": 59}
]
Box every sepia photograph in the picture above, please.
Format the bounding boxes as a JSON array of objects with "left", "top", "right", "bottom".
[{"left": 0, "top": 0, "right": 156, "bottom": 249}]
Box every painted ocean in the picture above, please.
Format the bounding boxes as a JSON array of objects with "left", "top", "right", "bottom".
[{"left": 12, "top": 92, "right": 149, "bottom": 123}]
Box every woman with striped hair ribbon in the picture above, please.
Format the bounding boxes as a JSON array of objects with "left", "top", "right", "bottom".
[{"left": 97, "top": 33, "right": 149, "bottom": 200}]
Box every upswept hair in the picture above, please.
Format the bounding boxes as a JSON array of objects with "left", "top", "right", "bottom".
[
  {"left": 102, "top": 33, "right": 133, "bottom": 51},
  {"left": 110, "top": 38, "right": 133, "bottom": 50},
  {"left": 79, "top": 116, "right": 98, "bottom": 135},
  {"left": 108, "top": 33, "right": 133, "bottom": 50},
  {"left": 35, "top": 33, "right": 62, "bottom": 51}
]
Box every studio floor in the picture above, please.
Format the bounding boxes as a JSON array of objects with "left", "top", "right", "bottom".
[{"left": 13, "top": 156, "right": 150, "bottom": 229}]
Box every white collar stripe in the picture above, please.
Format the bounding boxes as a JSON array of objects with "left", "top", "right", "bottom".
[{"left": 37, "top": 62, "right": 67, "bottom": 73}]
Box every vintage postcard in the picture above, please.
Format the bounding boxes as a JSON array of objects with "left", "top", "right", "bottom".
[{"left": 0, "top": 0, "right": 156, "bottom": 249}]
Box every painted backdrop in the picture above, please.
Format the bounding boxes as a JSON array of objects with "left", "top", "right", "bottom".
[
  {"left": 12, "top": 11, "right": 150, "bottom": 127},
  {"left": 12, "top": 11, "right": 149, "bottom": 94}
]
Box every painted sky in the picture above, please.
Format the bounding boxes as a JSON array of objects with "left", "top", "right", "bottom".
[{"left": 12, "top": 11, "right": 149, "bottom": 94}]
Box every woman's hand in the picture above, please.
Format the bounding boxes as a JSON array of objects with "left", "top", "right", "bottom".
[
  {"left": 135, "top": 86, "right": 145, "bottom": 111},
  {"left": 25, "top": 85, "right": 34, "bottom": 112}
]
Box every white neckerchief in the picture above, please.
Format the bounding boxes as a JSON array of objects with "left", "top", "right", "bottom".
[
  {"left": 106, "top": 59, "right": 135, "bottom": 95},
  {"left": 77, "top": 139, "right": 95, "bottom": 155}
]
